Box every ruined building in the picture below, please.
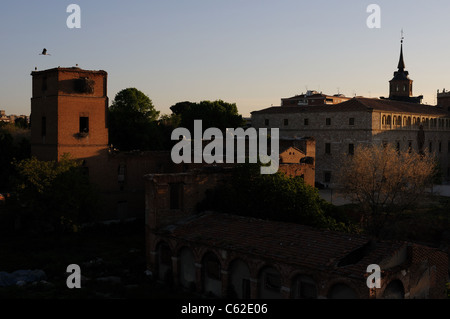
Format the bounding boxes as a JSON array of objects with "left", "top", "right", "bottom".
[{"left": 144, "top": 169, "right": 449, "bottom": 299}]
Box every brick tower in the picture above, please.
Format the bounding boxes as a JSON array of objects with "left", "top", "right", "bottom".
[{"left": 30, "top": 67, "right": 109, "bottom": 162}]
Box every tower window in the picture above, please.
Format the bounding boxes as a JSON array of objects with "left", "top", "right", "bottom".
[
  {"left": 264, "top": 119, "right": 270, "bottom": 126},
  {"left": 304, "top": 118, "right": 309, "bottom": 126},
  {"left": 79, "top": 116, "right": 89, "bottom": 133},
  {"left": 326, "top": 118, "right": 331, "bottom": 126},
  {"left": 325, "top": 143, "right": 331, "bottom": 154},
  {"left": 42, "top": 76, "right": 47, "bottom": 92},
  {"left": 41, "top": 116, "right": 46, "bottom": 137},
  {"left": 324, "top": 171, "right": 332, "bottom": 183},
  {"left": 284, "top": 119, "right": 289, "bottom": 126},
  {"left": 348, "top": 143, "right": 354, "bottom": 155},
  {"left": 349, "top": 118, "right": 355, "bottom": 126}
]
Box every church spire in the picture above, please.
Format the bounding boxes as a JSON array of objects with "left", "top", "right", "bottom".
[{"left": 397, "top": 30, "right": 405, "bottom": 71}]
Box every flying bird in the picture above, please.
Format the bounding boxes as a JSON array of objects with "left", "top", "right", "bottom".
[{"left": 39, "top": 48, "right": 51, "bottom": 56}]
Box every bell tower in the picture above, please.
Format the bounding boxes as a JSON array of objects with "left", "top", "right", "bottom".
[
  {"left": 386, "top": 33, "right": 423, "bottom": 104},
  {"left": 389, "top": 35, "right": 413, "bottom": 99},
  {"left": 30, "top": 66, "right": 109, "bottom": 161}
]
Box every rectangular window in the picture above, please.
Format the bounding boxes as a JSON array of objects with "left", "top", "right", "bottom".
[
  {"left": 429, "top": 142, "right": 433, "bottom": 153},
  {"left": 283, "top": 119, "right": 289, "bottom": 126},
  {"left": 396, "top": 141, "right": 400, "bottom": 152},
  {"left": 448, "top": 141, "right": 450, "bottom": 153},
  {"left": 324, "top": 171, "right": 332, "bottom": 183},
  {"left": 264, "top": 119, "right": 269, "bottom": 126},
  {"left": 169, "top": 183, "right": 183, "bottom": 210},
  {"left": 439, "top": 141, "right": 442, "bottom": 153},
  {"left": 349, "top": 118, "right": 355, "bottom": 125},
  {"left": 349, "top": 143, "right": 354, "bottom": 155},
  {"left": 42, "top": 76, "right": 47, "bottom": 92},
  {"left": 408, "top": 141, "right": 413, "bottom": 153},
  {"left": 79, "top": 116, "right": 89, "bottom": 133},
  {"left": 326, "top": 118, "right": 331, "bottom": 126},
  {"left": 41, "top": 116, "right": 46, "bottom": 137},
  {"left": 325, "top": 143, "right": 331, "bottom": 154},
  {"left": 304, "top": 118, "right": 309, "bottom": 126},
  {"left": 118, "top": 163, "right": 126, "bottom": 185}
]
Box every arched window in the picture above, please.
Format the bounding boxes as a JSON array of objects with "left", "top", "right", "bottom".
[
  {"left": 156, "top": 242, "right": 173, "bottom": 283},
  {"left": 258, "top": 266, "right": 282, "bottom": 299},
  {"left": 202, "top": 252, "right": 222, "bottom": 297},
  {"left": 387, "top": 115, "right": 392, "bottom": 125},
  {"left": 327, "top": 283, "right": 358, "bottom": 299},
  {"left": 178, "top": 247, "right": 196, "bottom": 290},
  {"left": 382, "top": 115, "right": 386, "bottom": 125},
  {"left": 383, "top": 280, "right": 405, "bottom": 299},
  {"left": 228, "top": 259, "right": 251, "bottom": 299},
  {"left": 292, "top": 275, "right": 317, "bottom": 299}
]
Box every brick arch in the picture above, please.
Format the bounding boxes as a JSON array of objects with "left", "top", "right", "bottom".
[
  {"left": 256, "top": 263, "right": 284, "bottom": 299},
  {"left": 378, "top": 276, "right": 407, "bottom": 299},
  {"left": 174, "top": 244, "right": 203, "bottom": 263},
  {"left": 227, "top": 257, "right": 252, "bottom": 299},
  {"left": 154, "top": 238, "right": 175, "bottom": 254},
  {"left": 254, "top": 262, "right": 283, "bottom": 279},
  {"left": 154, "top": 239, "right": 173, "bottom": 283},
  {"left": 289, "top": 272, "right": 319, "bottom": 299},
  {"left": 198, "top": 248, "right": 225, "bottom": 269},
  {"left": 324, "top": 278, "right": 362, "bottom": 299},
  {"left": 201, "top": 250, "right": 224, "bottom": 297},
  {"left": 287, "top": 269, "right": 319, "bottom": 285}
]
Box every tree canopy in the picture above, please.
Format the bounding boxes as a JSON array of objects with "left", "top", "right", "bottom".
[
  {"left": 336, "top": 143, "right": 437, "bottom": 235},
  {"left": 11, "top": 154, "right": 99, "bottom": 233},
  {"left": 199, "top": 164, "right": 354, "bottom": 232},
  {"left": 0, "top": 124, "right": 30, "bottom": 192},
  {"left": 170, "top": 100, "right": 245, "bottom": 132},
  {"left": 108, "top": 88, "right": 161, "bottom": 151}
]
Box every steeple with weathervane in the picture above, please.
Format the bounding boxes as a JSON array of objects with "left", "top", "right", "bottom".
[{"left": 386, "top": 30, "right": 423, "bottom": 104}]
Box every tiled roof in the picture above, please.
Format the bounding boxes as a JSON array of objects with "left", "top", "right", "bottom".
[
  {"left": 251, "top": 98, "right": 450, "bottom": 116},
  {"left": 159, "top": 212, "right": 406, "bottom": 275}
]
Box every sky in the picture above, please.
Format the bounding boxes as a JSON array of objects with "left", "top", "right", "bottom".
[{"left": 1, "top": 0, "right": 450, "bottom": 117}]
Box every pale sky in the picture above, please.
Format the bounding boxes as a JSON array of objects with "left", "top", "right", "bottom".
[{"left": 1, "top": 0, "right": 450, "bottom": 117}]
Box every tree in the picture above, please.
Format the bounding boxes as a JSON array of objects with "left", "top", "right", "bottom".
[
  {"left": 198, "top": 163, "right": 353, "bottom": 232},
  {"left": 336, "top": 144, "right": 437, "bottom": 235},
  {"left": 0, "top": 124, "right": 31, "bottom": 192},
  {"left": 12, "top": 154, "right": 99, "bottom": 233},
  {"left": 170, "top": 100, "right": 245, "bottom": 132},
  {"left": 108, "top": 88, "right": 160, "bottom": 151}
]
